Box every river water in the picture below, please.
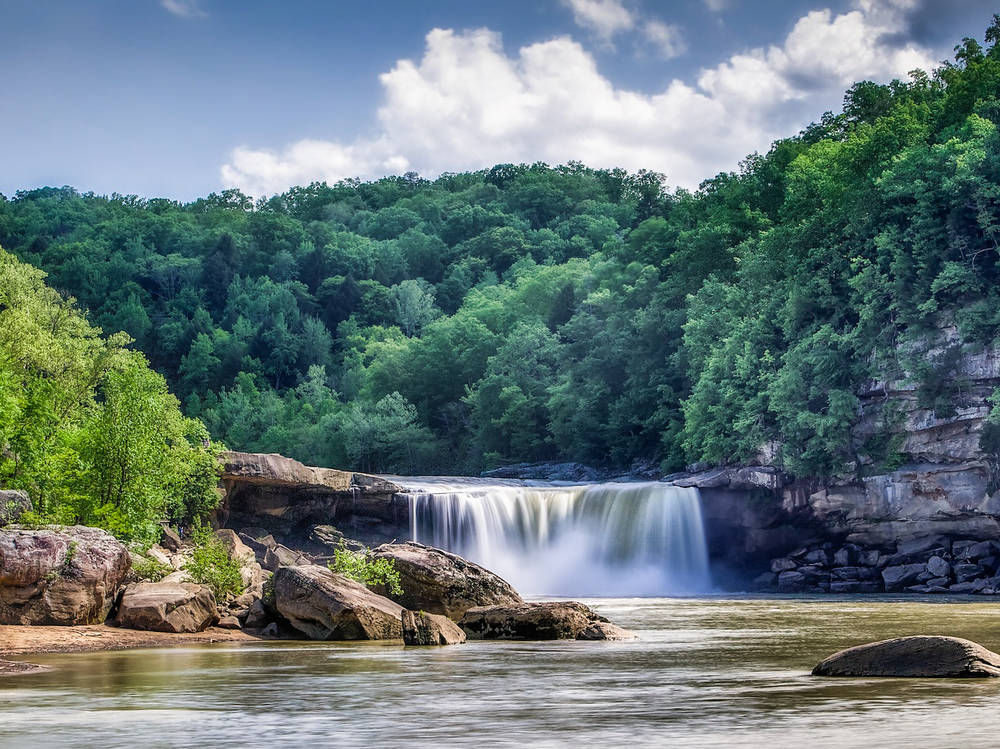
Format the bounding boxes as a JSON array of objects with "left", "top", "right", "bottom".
[{"left": 5, "top": 595, "right": 1000, "bottom": 748}]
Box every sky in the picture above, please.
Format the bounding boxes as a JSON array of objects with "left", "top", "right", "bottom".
[{"left": 0, "top": 0, "right": 996, "bottom": 200}]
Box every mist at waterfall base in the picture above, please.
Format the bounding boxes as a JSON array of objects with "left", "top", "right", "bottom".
[{"left": 403, "top": 479, "right": 711, "bottom": 597}]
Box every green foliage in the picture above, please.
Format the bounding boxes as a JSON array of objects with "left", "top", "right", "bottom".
[
  {"left": 328, "top": 542, "right": 403, "bottom": 595},
  {"left": 131, "top": 554, "right": 172, "bottom": 582},
  {"left": 183, "top": 523, "right": 245, "bottom": 599},
  {"left": 0, "top": 248, "right": 222, "bottom": 543},
  {"left": 3, "top": 21, "right": 1000, "bottom": 479}
]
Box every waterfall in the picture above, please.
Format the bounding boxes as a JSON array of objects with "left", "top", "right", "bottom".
[{"left": 402, "top": 478, "right": 711, "bottom": 596}]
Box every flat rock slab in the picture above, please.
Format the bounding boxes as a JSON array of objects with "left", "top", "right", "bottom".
[{"left": 813, "top": 635, "right": 1000, "bottom": 677}]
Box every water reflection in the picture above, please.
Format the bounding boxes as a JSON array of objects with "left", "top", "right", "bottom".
[{"left": 4, "top": 596, "right": 1000, "bottom": 748}]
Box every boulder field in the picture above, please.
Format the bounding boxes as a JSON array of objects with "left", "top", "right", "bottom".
[
  {"left": 0, "top": 515, "right": 632, "bottom": 645},
  {"left": 755, "top": 536, "right": 1000, "bottom": 594}
]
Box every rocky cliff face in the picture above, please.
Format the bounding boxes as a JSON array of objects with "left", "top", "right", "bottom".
[
  {"left": 674, "top": 324, "right": 1000, "bottom": 588},
  {"left": 216, "top": 451, "right": 409, "bottom": 546}
]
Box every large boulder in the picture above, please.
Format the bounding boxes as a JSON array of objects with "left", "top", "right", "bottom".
[
  {"left": 115, "top": 582, "right": 218, "bottom": 633},
  {"left": 0, "top": 526, "right": 130, "bottom": 625},
  {"left": 273, "top": 564, "right": 404, "bottom": 640},
  {"left": 813, "top": 635, "right": 1000, "bottom": 677},
  {"left": 881, "top": 563, "right": 926, "bottom": 592},
  {"left": 0, "top": 490, "right": 31, "bottom": 526},
  {"left": 459, "top": 601, "right": 636, "bottom": 641},
  {"left": 401, "top": 610, "right": 467, "bottom": 646},
  {"left": 371, "top": 542, "right": 522, "bottom": 619},
  {"left": 264, "top": 543, "right": 311, "bottom": 572}
]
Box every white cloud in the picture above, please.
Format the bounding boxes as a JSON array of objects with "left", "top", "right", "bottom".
[
  {"left": 220, "top": 5, "right": 938, "bottom": 197},
  {"left": 703, "top": 0, "right": 729, "bottom": 11},
  {"left": 561, "top": 0, "right": 635, "bottom": 40},
  {"left": 642, "top": 20, "right": 687, "bottom": 59},
  {"left": 160, "top": 0, "right": 206, "bottom": 19}
]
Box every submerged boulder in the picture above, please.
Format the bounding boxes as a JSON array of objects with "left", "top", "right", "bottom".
[
  {"left": 401, "top": 610, "right": 467, "bottom": 646},
  {"left": 813, "top": 635, "right": 1000, "bottom": 677},
  {"left": 459, "top": 601, "right": 636, "bottom": 641},
  {"left": 115, "top": 581, "right": 218, "bottom": 633},
  {"left": 577, "top": 621, "right": 639, "bottom": 641},
  {"left": 273, "top": 564, "right": 404, "bottom": 640},
  {"left": 371, "top": 542, "right": 522, "bottom": 619},
  {"left": 0, "top": 526, "right": 130, "bottom": 625}
]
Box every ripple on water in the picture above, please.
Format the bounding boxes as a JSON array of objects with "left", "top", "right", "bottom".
[{"left": 4, "top": 597, "right": 1000, "bottom": 748}]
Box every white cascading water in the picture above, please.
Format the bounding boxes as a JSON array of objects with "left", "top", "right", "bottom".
[{"left": 401, "top": 478, "right": 711, "bottom": 596}]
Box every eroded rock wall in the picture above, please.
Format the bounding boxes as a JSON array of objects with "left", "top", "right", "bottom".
[{"left": 681, "top": 326, "right": 1000, "bottom": 588}]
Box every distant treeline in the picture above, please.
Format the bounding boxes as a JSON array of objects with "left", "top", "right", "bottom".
[{"left": 4, "top": 20, "right": 1000, "bottom": 478}]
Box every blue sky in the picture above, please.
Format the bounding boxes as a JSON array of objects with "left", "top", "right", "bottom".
[{"left": 0, "top": 0, "right": 995, "bottom": 200}]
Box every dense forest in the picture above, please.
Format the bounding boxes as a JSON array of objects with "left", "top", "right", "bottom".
[{"left": 4, "top": 21, "right": 1000, "bottom": 479}]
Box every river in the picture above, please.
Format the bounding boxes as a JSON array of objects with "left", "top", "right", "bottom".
[{"left": 5, "top": 595, "right": 1000, "bottom": 748}]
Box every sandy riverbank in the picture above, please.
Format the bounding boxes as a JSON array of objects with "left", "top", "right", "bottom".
[{"left": 0, "top": 624, "right": 263, "bottom": 675}]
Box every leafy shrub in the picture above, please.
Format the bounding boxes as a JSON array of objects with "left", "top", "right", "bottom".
[
  {"left": 183, "top": 523, "right": 245, "bottom": 600},
  {"left": 131, "top": 554, "right": 171, "bottom": 582},
  {"left": 328, "top": 542, "right": 403, "bottom": 595}
]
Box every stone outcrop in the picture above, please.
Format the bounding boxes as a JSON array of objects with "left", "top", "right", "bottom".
[
  {"left": 0, "top": 526, "right": 130, "bottom": 625},
  {"left": 813, "top": 636, "right": 1000, "bottom": 677},
  {"left": 480, "top": 462, "right": 605, "bottom": 482},
  {"left": 115, "top": 582, "right": 218, "bottom": 633},
  {"left": 217, "top": 451, "right": 408, "bottom": 547},
  {"left": 667, "top": 466, "right": 785, "bottom": 493},
  {"left": 371, "top": 542, "right": 522, "bottom": 619},
  {"left": 401, "top": 610, "right": 467, "bottom": 646},
  {"left": 0, "top": 490, "right": 31, "bottom": 526},
  {"left": 273, "top": 564, "right": 404, "bottom": 640},
  {"left": 458, "top": 601, "right": 636, "bottom": 641}
]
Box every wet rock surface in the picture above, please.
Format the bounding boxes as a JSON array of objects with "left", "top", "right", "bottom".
[
  {"left": 401, "top": 610, "right": 467, "bottom": 646},
  {"left": 756, "top": 535, "right": 1000, "bottom": 595},
  {"left": 813, "top": 635, "right": 1000, "bottom": 677},
  {"left": 459, "top": 601, "right": 636, "bottom": 641}
]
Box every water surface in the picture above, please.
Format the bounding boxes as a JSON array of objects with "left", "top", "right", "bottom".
[{"left": 4, "top": 596, "right": 1000, "bottom": 748}]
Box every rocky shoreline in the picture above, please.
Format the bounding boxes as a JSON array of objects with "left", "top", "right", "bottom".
[{"left": 0, "top": 499, "right": 636, "bottom": 675}]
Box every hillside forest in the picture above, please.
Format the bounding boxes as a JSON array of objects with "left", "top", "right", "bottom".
[{"left": 4, "top": 20, "right": 1000, "bottom": 512}]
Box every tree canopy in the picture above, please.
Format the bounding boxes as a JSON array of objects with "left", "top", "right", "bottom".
[
  {"left": 4, "top": 19, "right": 1000, "bottom": 479},
  {"left": 0, "top": 248, "right": 220, "bottom": 543}
]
